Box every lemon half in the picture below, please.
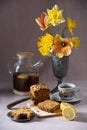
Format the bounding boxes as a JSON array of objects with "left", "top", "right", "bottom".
[
  {"left": 60, "top": 102, "right": 77, "bottom": 120},
  {"left": 62, "top": 106, "right": 76, "bottom": 120},
  {"left": 60, "top": 102, "right": 77, "bottom": 112}
]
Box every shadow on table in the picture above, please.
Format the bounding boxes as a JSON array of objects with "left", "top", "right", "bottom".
[{"left": 75, "top": 112, "right": 87, "bottom": 123}]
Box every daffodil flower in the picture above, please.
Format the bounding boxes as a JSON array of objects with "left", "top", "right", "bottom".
[
  {"left": 51, "top": 34, "right": 73, "bottom": 58},
  {"left": 35, "top": 12, "right": 49, "bottom": 31},
  {"left": 67, "top": 17, "right": 77, "bottom": 35},
  {"left": 47, "top": 5, "right": 65, "bottom": 26},
  {"left": 71, "top": 37, "right": 80, "bottom": 48}
]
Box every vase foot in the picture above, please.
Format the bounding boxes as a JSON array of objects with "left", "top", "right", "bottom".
[{"left": 51, "top": 87, "right": 58, "bottom": 94}]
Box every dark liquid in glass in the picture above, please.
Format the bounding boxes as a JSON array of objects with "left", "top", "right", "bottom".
[{"left": 13, "top": 72, "right": 39, "bottom": 92}]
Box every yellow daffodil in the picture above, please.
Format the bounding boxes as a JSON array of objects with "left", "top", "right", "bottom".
[
  {"left": 71, "top": 37, "right": 80, "bottom": 48},
  {"left": 67, "top": 17, "right": 77, "bottom": 35},
  {"left": 37, "top": 33, "right": 54, "bottom": 56},
  {"left": 51, "top": 34, "right": 73, "bottom": 58},
  {"left": 47, "top": 5, "right": 65, "bottom": 26}
]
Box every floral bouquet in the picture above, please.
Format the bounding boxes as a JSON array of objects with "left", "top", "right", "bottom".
[{"left": 35, "top": 4, "right": 80, "bottom": 58}]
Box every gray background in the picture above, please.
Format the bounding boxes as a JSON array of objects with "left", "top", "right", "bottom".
[{"left": 0, "top": 0, "right": 87, "bottom": 90}]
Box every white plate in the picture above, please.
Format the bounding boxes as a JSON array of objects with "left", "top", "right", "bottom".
[
  {"left": 51, "top": 92, "right": 82, "bottom": 103},
  {"left": 27, "top": 100, "right": 62, "bottom": 117}
]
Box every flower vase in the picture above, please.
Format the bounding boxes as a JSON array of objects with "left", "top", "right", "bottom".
[{"left": 51, "top": 53, "right": 69, "bottom": 93}]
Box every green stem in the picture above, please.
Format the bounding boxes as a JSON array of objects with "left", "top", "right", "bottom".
[
  {"left": 61, "top": 26, "right": 67, "bottom": 38},
  {"left": 47, "top": 28, "right": 53, "bottom": 35}
]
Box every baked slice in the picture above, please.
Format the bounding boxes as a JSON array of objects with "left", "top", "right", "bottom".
[
  {"left": 10, "top": 107, "right": 35, "bottom": 120},
  {"left": 30, "top": 83, "right": 50, "bottom": 105},
  {"left": 38, "top": 100, "right": 60, "bottom": 113}
]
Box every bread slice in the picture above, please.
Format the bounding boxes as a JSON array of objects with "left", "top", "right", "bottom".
[
  {"left": 38, "top": 100, "right": 60, "bottom": 113},
  {"left": 30, "top": 84, "right": 50, "bottom": 105}
]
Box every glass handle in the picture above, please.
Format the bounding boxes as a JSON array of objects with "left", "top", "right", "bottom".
[{"left": 33, "top": 60, "right": 43, "bottom": 69}]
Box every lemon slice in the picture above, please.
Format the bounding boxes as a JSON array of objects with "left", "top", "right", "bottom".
[
  {"left": 17, "top": 74, "right": 29, "bottom": 79},
  {"left": 62, "top": 106, "right": 76, "bottom": 120},
  {"left": 60, "top": 102, "right": 77, "bottom": 112}
]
